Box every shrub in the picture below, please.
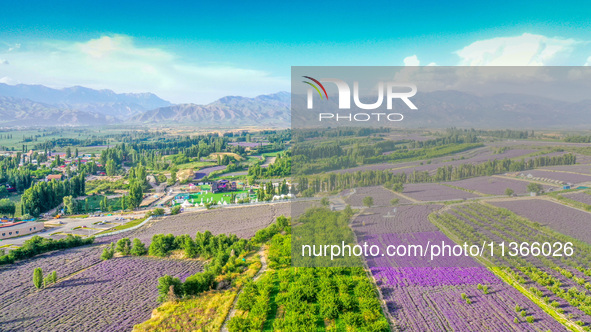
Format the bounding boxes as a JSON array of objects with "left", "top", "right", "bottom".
[
  {"left": 170, "top": 205, "right": 181, "bottom": 215},
  {"left": 130, "top": 238, "right": 147, "bottom": 256},
  {"left": 101, "top": 243, "right": 115, "bottom": 260},
  {"left": 33, "top": 267, "right": 43, "bottom": 289},
  {"left": 157, "top": 275, "right": 182, "bottom": 302},
  {"left": 115, "top": 238, "right": 131, "bottom": 255}
]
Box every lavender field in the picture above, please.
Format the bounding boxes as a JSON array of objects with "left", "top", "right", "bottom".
[
  {"left": 562, "top": 191, "right": 591, "bottom": 205},
  {"left": 344, "top": 186, "right": 408, "bottom": 207},
  {"left": 491, "top": 198, "right": 591, "bottom": 244},
  {"left": 130, "top": 203, "right": 290, "bottom": 242},
  {"left": 0, "top": 256, "right": 202, "bottom": 332},
  {"left": 352, "top": 205, "right": 441, "bottom": 235},
  {"left": 402, "top": 183, "right": 479, "bottom": 201},
  {"left": 445, "top": 176, "right": 550, "bottom": 195},
  {"left": 193, "top": 165, "right": 227, "bottom": 180},
  {"left": 383, "top": 283, "right": 567, "bottom": 331}
]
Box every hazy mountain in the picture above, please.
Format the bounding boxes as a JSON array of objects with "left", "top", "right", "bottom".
[
  {"left": 0, "top": 83, "right": 171, "bottom": 119},
  {"left": 293, "top": 91, "right": 591, "bottom": 129},
  {"left": 131, "top": 92, "right": 290, "bottom": 127},
  {"left": 0, "top": 96, "right": 113, "bottom": 127}
]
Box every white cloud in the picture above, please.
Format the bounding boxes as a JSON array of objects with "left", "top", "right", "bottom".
[
  {"left": 0, "top": 76, "right": 18, "bottom": 84},
  {"left": 403, "top": 55, "right": 420, "bottom": 66},
  {"left": 455, "top": 33, "right": 579, "bottom": 66},
  {"left": 0, "top": 59, "right": 8, "bottom": 65},
  {"left": 0, "top": 35, "right": 288, "bottom": 103},
  {"left": 585, "top": 56, "right": 591, "bottom": 66}
]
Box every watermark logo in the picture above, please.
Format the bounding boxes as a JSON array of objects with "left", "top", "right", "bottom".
[{"left": 303, "top": 77, "right": 418, "bottom": 122}]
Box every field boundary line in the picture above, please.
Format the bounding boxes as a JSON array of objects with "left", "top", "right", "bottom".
[{"left": 429, "top": 211, "right": 584, "bottom": 332}]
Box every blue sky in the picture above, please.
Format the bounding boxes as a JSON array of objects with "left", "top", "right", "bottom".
[{"left": 1, "top": 0, "right": 590, "bottom": 103}]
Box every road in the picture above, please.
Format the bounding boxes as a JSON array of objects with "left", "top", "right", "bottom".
[{"left": 0, "top": 212, "right": 145, "bottom": 247}]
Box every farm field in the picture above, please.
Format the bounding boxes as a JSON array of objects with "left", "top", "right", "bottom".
[
  {"left": 444, "top": 176, "right": 552, "bottom": 196},
  {"left": 402, "top": 183, "right": 480, "bottom": 201},
  {"left": 0, "top": 256, "right": 202, "bottom": 332},
  {"left": 351, "top": 201, "right": 568, "bottom": 331},
  {"left": 130, "top": 203, "right": 291, "bottom": 242},
  {"left": 344, "top": 186, "right": 407, "bottom": 207},
  {"left": 431, "top": 203, "right": 591, "bottom": 328},
  {"left": 194, "top": 165, "right": 227, "bottom": 180},
  {"left": 490, "top": 198, "right": 591, "bottom": 244},
  {"left": 562, "top": 191, "right": 591, "bottom": 205},
  {"left": 541, "top": 164, "right": 591, "bottom": 175}
]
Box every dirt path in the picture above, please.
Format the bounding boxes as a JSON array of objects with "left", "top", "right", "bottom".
[{"left": 220, "top": 245, "right": 267, "bottom": 332}]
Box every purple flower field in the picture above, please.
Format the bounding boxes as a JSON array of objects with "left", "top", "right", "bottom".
[
  {"left": 542, "top": 164, "right": 591, "bottom": 175},
  {"left": 130, "top": 203, "right": 291, "bottom": 243},
  {"left": 383, "top": 284, "right": 567, "bottom": 331},
  {"left": 402, "top": 183, "right": 479, "bottom": 201},
  {"left": 491, "top": 199, "right": 591, "bottom": 244},
  {"left": 445, "top": 176, "right": 551, "bottom": 195},
  {"left": 562, "top": 191, "right": 591, "bottom": 205},
  {"left": 344, "top": 186, "right": 411, "bottom": 207},
  {"left": 0, "top": 256, "right": 202, "bottom": 332},
  {"left": 352, "top": 205, "right": 441, "bottom": 235},
  {"left": 193, "top": 165, "right": 227, "bottom": 180}
]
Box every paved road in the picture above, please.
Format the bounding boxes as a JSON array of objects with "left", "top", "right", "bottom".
[{"left": 0, "top": 212, "right": 145, "bottom": 247}]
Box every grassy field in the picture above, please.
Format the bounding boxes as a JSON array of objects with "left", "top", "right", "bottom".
[
  {"left": 95, "top": 217, "right": 147, "bottom": 235},
  {"left": 172, "top": 189, "right": 254, "bottom": 206}
]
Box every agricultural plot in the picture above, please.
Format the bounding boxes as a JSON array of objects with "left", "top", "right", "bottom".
[
  {"left": 491, "top": 199, "right": 591, "bottom": 244},
  {"left": 194, "top": 165, "right": 227, "bottom": 180},
  {"left": 352, "top": 205, "right": 441, "bottom": 235},
  {"left": 521, "top": 170, "right": 591, "bottom": 184},
  {"left": 130, "top": 203, "right": 291, "bottom": 242},
  {"left": 0, "top": 256, "right": 202, "bottom": 332},
  {"left": 445, "top": 176, "right": 550, "bottom": 196},
  {"left": 402, "top": 183, "right": 479, "bottom": 201},
  {"left": 542, "top": 164, "right": 591, "bottom": 175},
  {"left": 382, "top": 283, "right": 567, "bottom": 331},
  {"left": 431, "top": 203, "right": 591, "bottom": 328},
  {"left": 344, "top": 186, "right": 408, "bottom": 207},
  {"left": 351, "top": 203, "right": 566, "bottom": 330},
  {"left": 562, "top": 191, "right": 591, "bottom": 205}
]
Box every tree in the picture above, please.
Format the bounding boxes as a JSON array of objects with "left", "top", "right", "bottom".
[
  {"left": 106, "top": 159, "right": 116, "bottom": 176},
  {"left": 390, "top": 198, "right": 400, "bottom": 206},
  {"left": 392, "top": 183, "right": 404, "bottom": 193},
  {"left": 33, "top": 267, "right": 43, "bottom": 289},
  {"left": 320, "top": 197, "right": 329, "bottom": 206},
  {"left": 115, "top": 238, "right": 132, "bottom": 255},
  {"left": 505, "top": 188, "right": 514, "bottom": 196},
  {"left": 63, "top": 196, "right": 75, "bottom": 215},
  {"left": 362, "top": 196, "right": 374, "bottom": 208},
  {"left": 101, "top": 243, "right": 115, "bottom": 260},
  {"left": 0, "top": 186, "right": 8, "bottom": 198},
  {"left": 130, "top": 238, "right": 147, "bottom": 256},
  {"left": 0, "top": 199, "right": 16, "bottom": 217},
  {"left": 129, "top": 182, "right": 144, "bottom": 209},
  {"left": 157, "top": 275, "right": 183, "bottom": 302},
  {"left": 171, "top": 205, "right": 181, "bottom": 215},
  {"left": 527, "top": 183, "right": 543, "bottom": 194},
  {"left": 168, "top": 168, "right": 178, "bottom": 186}
]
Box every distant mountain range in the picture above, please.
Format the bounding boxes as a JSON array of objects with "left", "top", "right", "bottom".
[
  {"left": 0, "top": 83, "right": 290, "bottom": 127},
  {"left": 1, "top": 83, "right": 590, "bottom": 129},
  {"left": 130, "top": 92, "right": 290, "bottom": 126}
]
